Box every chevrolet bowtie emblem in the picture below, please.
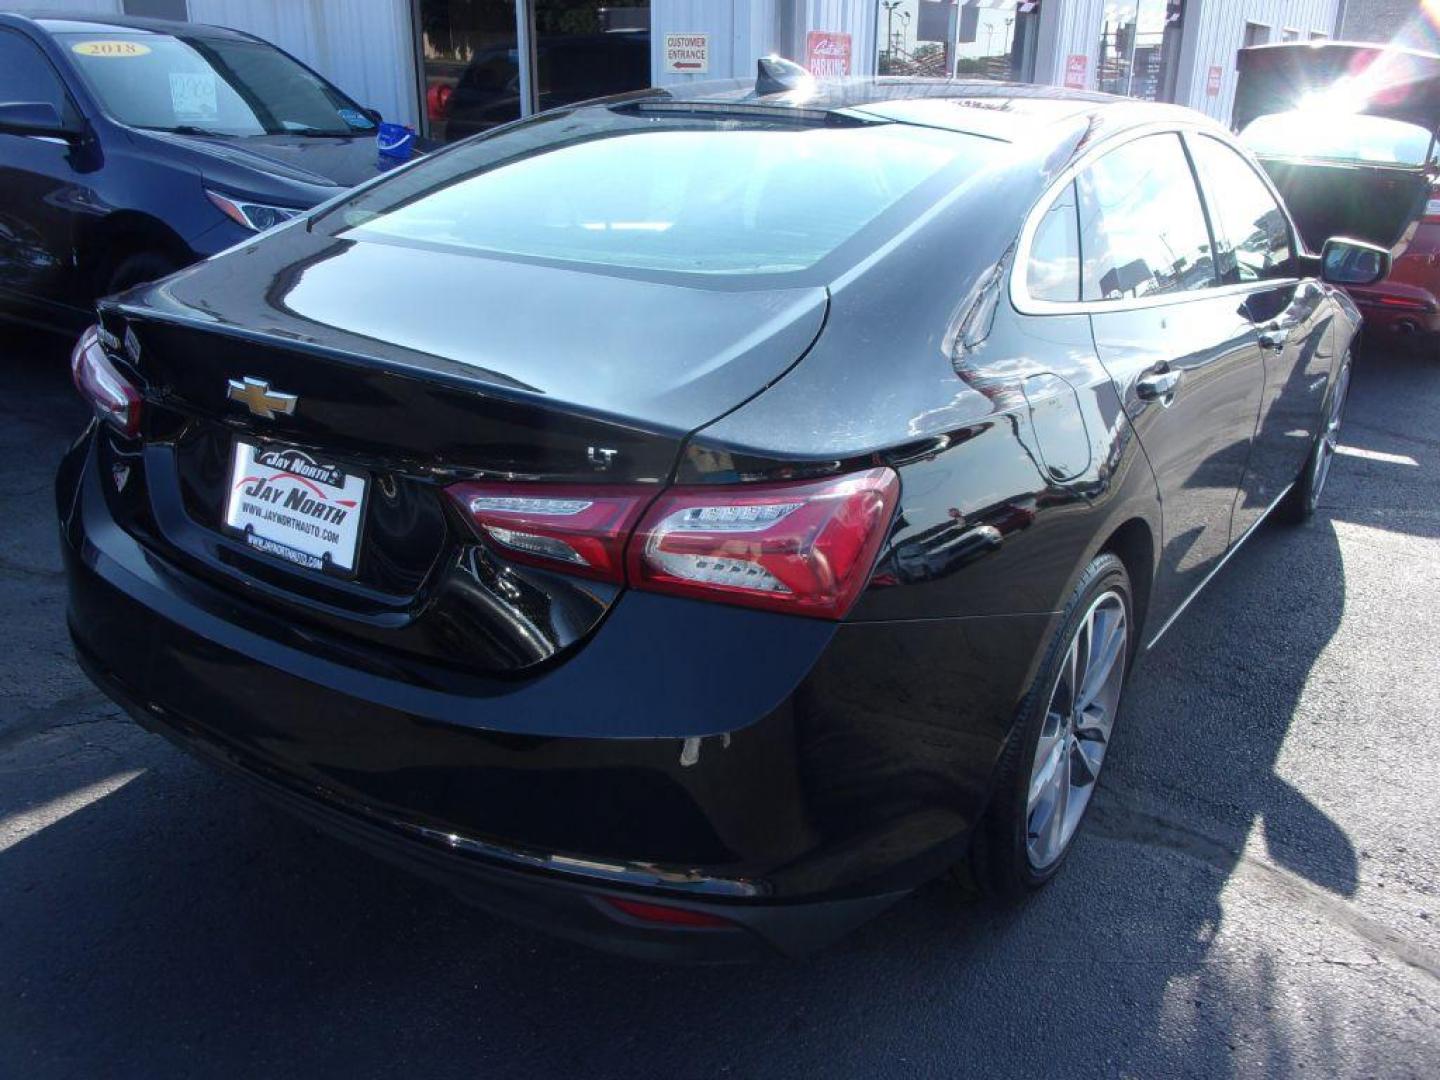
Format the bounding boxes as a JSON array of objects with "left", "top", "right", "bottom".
[{"left": 226, "top": 377, "right": 297, "bottom": 420}]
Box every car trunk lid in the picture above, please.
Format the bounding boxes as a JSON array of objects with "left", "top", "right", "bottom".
[
  {"left": 1235, "top": 42, "right": 1440, "bottom": 253},
  {"left": 110, "top": 233, "right": 828, "bottom": 481},
  {"left": 1234, "top": 42, "right": 1440, "bottom": 132},
  {"left": 99, "top": 232, "right": 828, "bottom": 674}
]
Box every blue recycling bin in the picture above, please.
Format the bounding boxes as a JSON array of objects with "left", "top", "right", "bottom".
[{"left": 377, "top": 121, "right": 416, "bottom": 161}]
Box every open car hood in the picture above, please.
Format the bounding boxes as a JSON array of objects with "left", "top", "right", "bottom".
[{"left": 1234, "top": 41, "right": 1440, "bottom": 132}]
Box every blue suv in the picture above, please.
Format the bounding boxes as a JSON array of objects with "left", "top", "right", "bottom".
[{"left": 0, "top": 11, "right": 413, "bottom": 333}]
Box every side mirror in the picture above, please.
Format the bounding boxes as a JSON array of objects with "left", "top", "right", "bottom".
[
  {"left": 361, "top": 107, "right": 383, "bottom": 126},
  {"left": 0, "top": 101, "right": 81, "bottom": 142},
  {"left": 1320, "top": 237, "right": 1391, "bottom": 287}
]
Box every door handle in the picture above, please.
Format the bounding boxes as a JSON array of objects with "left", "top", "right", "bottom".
[
  {"left": 1257, "top": 324, "right": 1291, "bottom": 351},
  {"left": 1136, "top": 366, "right": 1183, "bottom": 404}
]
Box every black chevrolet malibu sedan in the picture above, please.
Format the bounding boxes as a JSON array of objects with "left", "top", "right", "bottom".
[{"left": 57, "top": 75, "right": 1386, "bottom": 960}]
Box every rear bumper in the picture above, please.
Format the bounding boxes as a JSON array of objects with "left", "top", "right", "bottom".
[
  {"left": 1348, "top": 274, "right": 1440, "bottom": 338},
  {"left": 76, "top": 640, "right": 904, "bottom": 962},
  {"left": 59, "top": 427, "right": 1049, "bottom": 958},
  {"left": 1352, "top": 300, "right": 1440, "bottom": 338}
]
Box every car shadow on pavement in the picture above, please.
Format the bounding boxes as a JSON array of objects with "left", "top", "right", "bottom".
[
  {"left": 0, "top": 336, "right": 1423, "bottom": 1079},
  {"left": 1109, "top": 509, "right": 1357, "bottom": 897},
  {"left": 0, "top": 507, "right": 1362, "bottom": 1080}
]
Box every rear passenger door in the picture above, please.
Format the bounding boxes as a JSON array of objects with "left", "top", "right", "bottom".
[
  {"left": 1186, "top": 132, "right": 1334, "bottom": 539},
  {"left": 1078, "top": 132, "right": 1266, "bottom": 627}
]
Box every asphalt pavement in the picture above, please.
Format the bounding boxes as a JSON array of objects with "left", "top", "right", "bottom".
[{"left": 1, "top": 327, "right": 1437, "bottom": 1079}]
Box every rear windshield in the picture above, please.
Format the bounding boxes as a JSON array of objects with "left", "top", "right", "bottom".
[
  {"left": 58, "top": 31, "right": 373, "bottom": 136},
  {"left": 1241, "top": 111, "right": 1434, "bottom": 167},
  {"left": 332, "top": 112, "right": 990, "bottom": 277}
]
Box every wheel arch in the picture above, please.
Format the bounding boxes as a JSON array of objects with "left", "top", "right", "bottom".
[
  {"left": 1098, "top": 516, "right": 1156, "bottom": 647},
  {"left": 77, "top": 211, "right": 195, "bottom": 298}
]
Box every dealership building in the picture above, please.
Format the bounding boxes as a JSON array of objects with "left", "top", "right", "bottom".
[{"left": 10, "top": 1, "right": 1350, "bottom": 139}]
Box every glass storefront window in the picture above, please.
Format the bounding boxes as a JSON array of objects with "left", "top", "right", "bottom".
[
  {"left": 533, "top": 1, "right": 650, "bottom": 121},
  {"left": 1097, "top": 1, "right": 1185, "bottom": 102},
  {"left": 421, "top": 0, "right": 519, "bottom": 141},
  {"left": 419, "top": 0, "right": 650, "bottom": 144},
  {"left": 876, "top": 1, "right": 1042, "bottom": 83}
]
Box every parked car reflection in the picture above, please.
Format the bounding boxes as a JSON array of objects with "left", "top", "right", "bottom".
[{"left": 439, "top": 31, "right": 649, "bottom": 142}]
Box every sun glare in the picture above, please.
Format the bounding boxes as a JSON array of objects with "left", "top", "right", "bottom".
[
  {"left": 1403, "top": 0, "right": 1440, "bottom": 49},
  {"left": 1298, "top": 80, "right": 1366, "bottom": 114}
]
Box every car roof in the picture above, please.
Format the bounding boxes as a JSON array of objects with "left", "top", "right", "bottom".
[
  {"left": 7, "top": 11, "right": 253, "bottom": 41},
  {"left": 645, "top": 76, "right": 1214, "bottom": 144},
  {"left": 630, "top": 76, "right": 1215, "bottom": 148}
]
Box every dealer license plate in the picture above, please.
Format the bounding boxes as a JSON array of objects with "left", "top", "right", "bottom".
[{"left": 223, "top": 440, "right": 367, "bottom": 575}]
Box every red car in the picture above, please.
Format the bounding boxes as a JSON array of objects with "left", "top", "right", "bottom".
[
  {"left": 1236, "top": 42, "right": 1440, "bottom": 349},
  {"left": 1365, "top": 195, "right": 1440, "bottom": 339}
]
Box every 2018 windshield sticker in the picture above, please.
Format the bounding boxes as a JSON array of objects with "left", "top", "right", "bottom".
[{"left": 72, "top": 41, "right": 151, "bottom": 57}]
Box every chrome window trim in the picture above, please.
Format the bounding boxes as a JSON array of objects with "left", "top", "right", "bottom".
[
  {"left": 1182, "top": 127, "right": 1308, "bottom": 264},
  {"left": 1010, "top": 120, "right": 1309, "bottom": 317}
]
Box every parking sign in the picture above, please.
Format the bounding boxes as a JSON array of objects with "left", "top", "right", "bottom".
[{"left": 806, "top": 31, "right": 852, "bottom": 77}]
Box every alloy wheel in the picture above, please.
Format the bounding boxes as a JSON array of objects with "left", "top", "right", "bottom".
[{"left": 1026, "top": 590, "right": 1128, "bottom": 870}]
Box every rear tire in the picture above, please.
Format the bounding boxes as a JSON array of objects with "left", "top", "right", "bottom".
[
  {"left": 971, "top": 553, "right": 1132, "bottom": 900},
  {"left": 1278, "top": 356, "right": 1350, "bottom": 525},
  {"left": 103, "top": 250, "right": 181, "bottom": 298}
]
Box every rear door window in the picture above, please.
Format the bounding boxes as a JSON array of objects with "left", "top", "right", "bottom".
[
  {"left": 1188, "top": 134, "right": 1294, "bottom": 284},
  {"left": 1026, "top": 181, "right": 1081, "bottom": 302},
  {"left": 1077, "top": 133, "right": 1216, "bottom": 301}
]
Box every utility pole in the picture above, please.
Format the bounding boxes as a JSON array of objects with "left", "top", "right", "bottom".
[{"left": 882, "top": 1, "right": 904, "bottom": 71}]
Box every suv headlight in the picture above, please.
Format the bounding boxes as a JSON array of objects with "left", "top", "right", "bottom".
[{"left": 206, "top": 190, "right": 304, "bottom": 233}]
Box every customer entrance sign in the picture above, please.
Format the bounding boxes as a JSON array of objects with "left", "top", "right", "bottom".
[{"left": 664, "top": 33, "right": 709, "bottom": 73}]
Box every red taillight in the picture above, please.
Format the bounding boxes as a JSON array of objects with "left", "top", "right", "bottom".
[
  {"left": 628, "top": 467, "right": 899, "bottom": 619},
  {"left": 444, "top": 467, "right": 899, "bottom": 618},
  {"left": 601, "top": 896, "right": 733, "bottom": 929},
  {"left": 444, "top": 482, "right": 651, "bottom": 583},
  {"left": 1375, "top": 294, "right": 1431, "bottom": 310},
  {"left": 70, "top": 325, "right": 141, "bottom": 437}
]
